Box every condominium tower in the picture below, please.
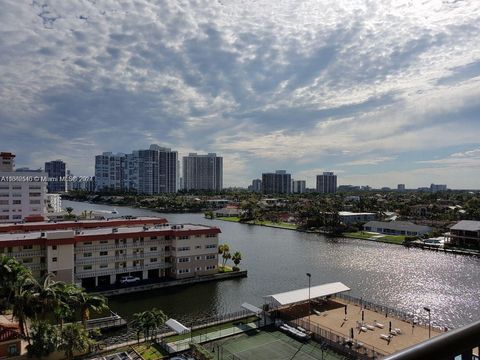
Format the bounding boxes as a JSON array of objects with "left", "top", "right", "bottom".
[
  {"left": 0, "top": 152, "right": 47, "bottom": 223},
  {"left": 182, "top": 153, "right": 223, "bottom": 191},
  {"left": 316, "top": 172, "right": 337, "bottom": 194},
  {"left": 262, "top": 170, "right": 291, "bottom": 194},
  {"left": 44, "top": 160, "right": 67, "bottom": 193}
]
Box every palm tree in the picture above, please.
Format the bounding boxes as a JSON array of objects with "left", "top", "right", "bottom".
[
  {"left": 131, "top": 308, "right": 167, "bottom": 342},
  {"left": 26, "top": 321, "right": 59, "bottom": 358},
  {"left": 74, "top": 291, "right": 108, "bottom": 329},
  {"left": 231, "top": 251, "right": 242, "bottom": 271},
  {"left": 11, "top": 275, "right": 38, "bottom": 338},
  {"left": 0, "top": 255, "right": 32, "bottom": 308},
  {"left": 59, "top": 323, "right": 95, "bottom": 360}
]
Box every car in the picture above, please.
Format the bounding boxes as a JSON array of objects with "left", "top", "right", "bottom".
[{"left": 119, "top": 276, "right": 141, "bottom": 285}]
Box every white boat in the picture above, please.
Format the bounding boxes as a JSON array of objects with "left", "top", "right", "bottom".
[{"left": 111, "top": 208, "right": 119, "bottom": 214}]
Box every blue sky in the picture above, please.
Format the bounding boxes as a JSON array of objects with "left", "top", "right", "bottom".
[{"left": 1, "top": 0, "right": 480, "bottom": 189}]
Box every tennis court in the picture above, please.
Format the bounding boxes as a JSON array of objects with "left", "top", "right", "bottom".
[{"left": 212, "top": 328, "right": 346, "bottom": 360}]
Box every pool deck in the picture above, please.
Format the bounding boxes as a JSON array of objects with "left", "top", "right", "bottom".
[{"left": 303, "top": 298, "right": 443, "bottom": 356}]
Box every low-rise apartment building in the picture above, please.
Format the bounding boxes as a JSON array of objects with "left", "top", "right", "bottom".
[
  {"left": 0, "top": 217, "right": 220, "bottom": 289},
  {"left": 445, "top": 220, "right": 480, "bottom": 248},
  {"left": 339, "top": 212, "right": 376, "bottom": 225}
]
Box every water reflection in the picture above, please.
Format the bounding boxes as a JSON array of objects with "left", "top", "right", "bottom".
[{"left": 64, "top": 201, "right": 480, "bottom": 327}]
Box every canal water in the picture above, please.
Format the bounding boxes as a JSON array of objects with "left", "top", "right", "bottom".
[{"left": 63, "top": 201, "right": 480, "bottom": 328}]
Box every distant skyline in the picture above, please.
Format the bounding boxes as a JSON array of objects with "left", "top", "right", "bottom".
[{"left": 1, "top": 1, "right": 480, "bottom": 189}]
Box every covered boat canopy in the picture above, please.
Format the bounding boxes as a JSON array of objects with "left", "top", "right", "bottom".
[
  {"left": 241, "top": 302, "right": 263, "bottom": 316},
  {"left": 165, "top": 319, "right": 190, "bottom": 334},
  {"left": 264, "top": 282, "right": 350, "bottom": 308}
]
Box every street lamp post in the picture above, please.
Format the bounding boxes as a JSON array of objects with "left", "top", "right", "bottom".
[
  {"left": 424, "top": 307, "right": 431, "bottom": 338},
  {"left": 306, "top": 273, "right": 312, "bottom": 328}
]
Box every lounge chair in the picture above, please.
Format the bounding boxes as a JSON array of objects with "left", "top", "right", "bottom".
[
  {"left": 374, "top": 321, "right": 385, "bottom": 329},
  {"left": 380, "top": 334, "right": 391, "bottom": 341},
  {"left": 366, "top": 325, "right": 375, "bottom": 331},
  {"left": 394, "top": 328, "right": 402, "bottom": 334}
]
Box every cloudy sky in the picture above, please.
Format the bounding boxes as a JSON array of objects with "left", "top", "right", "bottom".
[{"left": 1, "top": 0, "right": 480, "bottom": 189}]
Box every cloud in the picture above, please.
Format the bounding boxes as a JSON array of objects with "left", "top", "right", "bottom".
[{"left": 0, "top": 0, "right": 480, "bottom": 187}]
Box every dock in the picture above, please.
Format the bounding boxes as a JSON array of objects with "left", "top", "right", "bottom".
[{"left": 86, "top": 312, "right": 127, "bottom": 331}]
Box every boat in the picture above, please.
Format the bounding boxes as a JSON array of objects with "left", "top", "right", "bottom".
[{"left": 111, "top": 208, "right": 119, "bottom": 214}]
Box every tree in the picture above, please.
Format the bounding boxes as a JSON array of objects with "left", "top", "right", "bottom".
[
  {"left": 231, "top": 251, "right": 242, "bottom": 271},
  {"left": 0, "top": 255, "right": 32, "bottom": 309},
  {"left": 65, "top": 207, "right": 74, "bottom": 215},
  {"left": 11, "top": 275, "right": 38, "bottom": 338},
  {"left": 26, "top": 321, "right": 59, "bottom": 358},
  {"left": 74, "top": 291, "right": 108, "bottom": 329},
  {"left": 131, "top": 308, "right": 167, "bottom": 342},
  {"left": 59, "top": 323, "right": 95, "bottom": 360}
]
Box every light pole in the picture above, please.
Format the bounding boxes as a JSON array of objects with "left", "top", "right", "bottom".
[
  {"left": 306, "top": 273, "right": 312, "bottom": 328},
  {"left": 424, "top": 307, "right": 431, "bottom": 338}
]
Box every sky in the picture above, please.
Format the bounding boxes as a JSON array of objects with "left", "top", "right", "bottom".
[{"left": 1, "top": 0, "right": 480, "bottom": 189}]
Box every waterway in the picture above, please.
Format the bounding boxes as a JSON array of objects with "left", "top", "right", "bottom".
[{"left": 63, "top": 201, "right": 480, "bottom": 328}]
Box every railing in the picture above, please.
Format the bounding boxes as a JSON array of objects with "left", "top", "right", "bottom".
[
  {"left": 384, "top": 319, "right": 480, "bottom": 360},
  {"left": 75, "top": 263, "right": 172, "bottom": 278},
  {"left": 333, "top": 293, "right": 446, "bottom": 332},
  {"left": 74, "top": 251, "right": 169, "bottom": 265},
  {"left": 288, "top": 317, "right": 382, "bottom": 359}
]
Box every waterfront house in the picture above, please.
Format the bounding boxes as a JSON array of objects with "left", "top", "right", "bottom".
[
  {"left": 445, "top": 220, "right": 480, "bottom": 248},
  {"left": 363, "top": 221, "right": 432, "bottom": 236}
]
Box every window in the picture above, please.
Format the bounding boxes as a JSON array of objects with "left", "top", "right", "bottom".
[
  {"left": 206, "top": 265, "right": 216, "bottom": 270},
  {"left": 52, "top": 245, "right": 57, "bottom": 250},
  {"left": 100, "top": 251, "right": 108, "bottom": 256},
  {"left": 12, "top": 193, "right": 22, "bottom": 197},
  {"left": 12, "top": 200, "right": 21, "bottom": 205},
  {"left": 150, "top": 236, "right": 157, "bottom": 240},
  {"left": 12, "top": 215, "right": 22, "bottom": 220},
  {"left": 206, "top": 255, "right": 216, "bottom": 260},
  {"left": 0, "top": 193, "right": 9, "bottom": 197},
  {"left": 0, "top": 186, "right": 8, "bottom": 190},
  {"left": 83, "top": 241, "right": 92, "bottom": 245},
  {"left": 52, "top": 257, "right": 57, "bottom": 262},
  {"left": 30, "top": 200, "right": 41, "bottom": 204},
  {"left": 206, "top": 234, "right": 216, "bottom": 238},
  {"left": 206, "top": 244, "right": 217, "bottom": 249},
  {"left": 99, "top": 264, "right": 108, "bottom": 269},
  {"left": 29, "top": 185, "right": 41, "bottom": 190},
  {"left": 29, "top": 192, "right": 41, "bottom": 197},
  {"left": 0, "top": 200, "right": 8, "bottom": 205},
  {"left": 177, "top": 246, "right": 190, "bottom": 252},
  {"left": 23, "top": 245, "right": 33, "bottom": 250},
  {"left": 195, "top": 256, "right": 201, "bottom": 260},
  {"left": 84, "top": 252, "right": 92, "bottom": 257},
  {"left": 83, "top": 265, "right": 92, "bottom": 270},
  {"left": 177, "top": 269, "right": 191, "bottom": 274},
  {"left": 150, "top": 258, "right": 157, "bottom": 263},
  {"left": 178, "top": 257, "right": 190, "bottom": 263},
  {"left": 100, "top": 240, "right": 108, "bottom": 244},
  {"left": 150, "top": 247, "right": 157, "bottom": 251},
  {"left": 195, "top": 267, "right": 201, "bottom": 271},
  {"left": 178, "top": 236, "right": 189, "bottom": 240},
  {"left": 12, "top": 186, "right": 21, "bottom": 190}
]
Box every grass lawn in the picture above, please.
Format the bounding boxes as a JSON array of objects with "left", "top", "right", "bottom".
[
  {"left": 132, "top": 343, "right": 168, "bottom": 360},
  {"left": 218, "top": 265, "right": 233, "bottom": 273},
  {"left": 163, "top": 316, "right": 260, "bottom": 343},
  {"left": 344, "top": 231, "right": 406, "bottom": 245},
  {"left": 217, "top": 216, "right": 241, "bottom": 222}
]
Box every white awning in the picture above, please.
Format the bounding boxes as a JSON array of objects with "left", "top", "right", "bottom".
[
  {"left": 241, "top": 302, "right": 263, "bottom": 316},
  {"left": 165, "top": 319, "right": 190, "bottom": 334},
  {"left": 264, "top": 282, "right": 350, "bottom": 308}
]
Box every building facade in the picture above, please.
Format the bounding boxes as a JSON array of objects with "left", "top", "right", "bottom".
[
  {"left": 95, "top": 145, "right": 178, "bottom": 194},
  {"left": 363, "top": 221, "right": 432, "bottom": 236},
  {"left": 182, "top": 153, "right": 223, "bottom": 191},
  {"left": 251, "top": 179, "right": 262, "bottom": 193},
  {"left": 430, "top": 184, "right": 447, "bottom": 193},
  {"left": 292, "top": 180, "right": 306, "bottom": 194},
  {"left": 339, "top": 212, "right": 376, "bottom": 225},
  {"left": 44, "top": 160, "right": 67, "bottom": 193},
  {"left": 0, "top": 153, "right": 47, "bottom": 223},
  {"left": 316, "top": 172, "right": 337, "bottom": 194},
  {"left": 0, "top": 218, "right": 220, "bottom": 288},
  {"left": 94, "top": 153, "right": 126, "bottom": 192},
  {"left": 262, "top": 170, "right": 291, "bottom": 194},
  {"left": 445, "top": 221, "right": 480, "bottom": 248}
]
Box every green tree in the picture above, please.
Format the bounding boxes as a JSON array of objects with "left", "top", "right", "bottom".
[
  {"left": 26, "top": 321, "right": 59, "bottom": 358},
  {"left": 59, "top": 323, "right": 95, "bottom": 360},
  {"left": 131, "top": 308, "right": 167, "bottom": 342},
  {"left": 0, "top": 255, "right": 32, "bottom": 309},
  {"left": 74, "top": 291, "right": 109, "bottom": 329},
  {"left": 231, "top": 251, "right": 242, "bottom": 271}
]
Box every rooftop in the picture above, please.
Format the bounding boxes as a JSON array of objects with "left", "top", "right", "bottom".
[
  {"left": 364, "top": 221, "right": 431, "bottom": 232},
  {"left": 450, "top": 220, "right": 480, "bottom": 232}
]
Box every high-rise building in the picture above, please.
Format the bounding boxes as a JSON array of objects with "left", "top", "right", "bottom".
[
  {"left": 251, "top": 179, "right": 262, "bottom": 193},
  {"left": 316, "top": 172, "right": 337, "bottom": 194},
  {"left": 182, "top": 153, "right": 223, "bottom": 191},
  {"left": 397, "top": 184, "right": 406, "bottom": 192},
  {"left": 94, "top": 152, "right": 126, "bottom": 192},
  {"left": 44, "top": 160, "right": 67, "bottom": 193},
  {"left": 430, "top": 184, "right": 447, "bottom": 193},
  {"left": 94, "top": 145, "right": 178, "bottom": 194},
  {"left": 292, "top": 180, "right": 306, "bottom": 194},
  {"left": 0, "top": 152, "right": 47, "bottom": 223},
  {"left": 262, "top": 170, "right": 291, "bottom": 194}
]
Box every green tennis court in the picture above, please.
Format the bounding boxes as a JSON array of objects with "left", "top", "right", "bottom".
[{"left": 212, "top": 328, "right": 346, "bottom": 360}]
